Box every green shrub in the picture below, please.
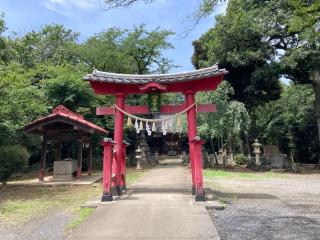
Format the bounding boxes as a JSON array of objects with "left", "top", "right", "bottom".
[
  {"left": 0, "top": 145, "right": 29, "bottom": 188},
  {"left": 234, "top": 153, "right": 249, "bottom": 165}
]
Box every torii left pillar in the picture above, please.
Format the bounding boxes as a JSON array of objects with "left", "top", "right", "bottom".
[{"left": 112, "top": 93, "right": 126, "bottom": 195}]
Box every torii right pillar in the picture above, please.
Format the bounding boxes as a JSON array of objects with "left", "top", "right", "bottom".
[{"left": 185, "top": 91, "right": 205, "bottom": 201}]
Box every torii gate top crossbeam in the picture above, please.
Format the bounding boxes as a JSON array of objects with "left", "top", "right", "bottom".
[{"left": 84, "top": 65, "right": 228, "bottom": 95}]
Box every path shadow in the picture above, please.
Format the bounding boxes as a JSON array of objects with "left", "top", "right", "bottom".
[
  {"left": 118, "top": 186, "right": 278, "bottom": 202},
  {"left": 204, "top": 187, "right": 278, "bottom": 201},
  {"left": 119, "top": 187, "right": 192, "bottom": 200}
]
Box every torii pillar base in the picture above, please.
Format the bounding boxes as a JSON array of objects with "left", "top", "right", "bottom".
[
  {"left": 101, "top": 194, "right": 113, "bottom": 202},
  {"left": 192, "top": 138, "right": 206, "bottom": 202}
]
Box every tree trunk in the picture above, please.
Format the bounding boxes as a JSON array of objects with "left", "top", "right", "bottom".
[
  {"left": 209, "top": 139, "right": 218, "bottom": 166},
  {"left": 245, "top": 134, "right": 251, "bottom": 160},
  {"left": 311, "top": 69, "right": 320, "bottom": 164},
  {"left": 239, "top": 138, "right": 245, "bottom": 154},
  {"left": 229, "top": 135, "right": 234, "bottom": 162},
  {"left": 1, "top": 180, "right": 7, "bottom": 189}
]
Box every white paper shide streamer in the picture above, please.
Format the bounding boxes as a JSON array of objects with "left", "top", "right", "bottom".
[{"left": 114, "top": 103, "right": 196, "bottom": 135}]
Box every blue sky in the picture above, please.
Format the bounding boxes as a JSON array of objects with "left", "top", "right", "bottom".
[{"left": 0, "top": 0, "right": 226, "bottom": 72}]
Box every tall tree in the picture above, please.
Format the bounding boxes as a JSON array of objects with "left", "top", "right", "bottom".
[
  {"left": 192, "top": 0, "right": 282, "bottom": 110},
  {"left": 75, "top": 25, "right": 174, "bottom": 74},
  {"left": 197, "top": 81, "right": 251, "bottom": 156},
  {"left": 0, "top": 63, "right": 48, "bottom": 145},
  {"left": 122, "top": 25, "right": 174, "bottom": 74},
  {"left": 254, "top": 84, "right": 318, "bottom": 163},
  {"left": 280, "top": 0, "right": 320, "bottom": 151},
  {"left": 233, "top": 0, "right": 320, "bottom": 160},
  {"left": 0, "top": 13, "right": 7, "bottom": 63},
  {"left": 103, "top": 0, "right": 220, "bottom": 13},
  {"left": 8, "top": 24, "right": 79, "bottom": 68}
]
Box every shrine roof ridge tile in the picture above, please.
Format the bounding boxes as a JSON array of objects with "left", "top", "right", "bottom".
[{"left": 83, "top": 65, "right": 228, "bottom": 84}]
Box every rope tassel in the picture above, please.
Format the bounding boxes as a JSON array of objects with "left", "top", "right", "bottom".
[
  {"left": 146, "top": 122, "right": 152, "bottom": 136},
  {"left": 134, "top": 119, "right": 139, "bottom": 133},
  {"left": 177, "top": 115, "right": 181, "bottom": 127},
  {"left": 127, "top": 116, "right": 132, "bottom": 127},
  {"left": 152, "top": 122, "right": 156, "bottom": 132}
]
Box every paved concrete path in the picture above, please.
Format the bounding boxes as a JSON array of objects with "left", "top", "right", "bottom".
[{"left": 69, "top": 159, "right": 220, "bottom": 240}]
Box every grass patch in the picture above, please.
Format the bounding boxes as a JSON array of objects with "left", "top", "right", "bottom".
[
  {"left": 203, "top": 169, "right": 288, "bottom": 180},
  {"left": 0, "top": 169, "right": 146, "bottom": 226},
  {"left": 126, "top": 170, "right": 145, "bottom": 185},
  {"left": 0, "top": 199, "right": 53, "bottom": 225},
  {"left": 67, "top": 207, "right": 94, "bottom": 229}
]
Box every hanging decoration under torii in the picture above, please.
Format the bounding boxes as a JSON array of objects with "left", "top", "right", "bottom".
[{"left": 117, "top": 102, "right": 191, "bottom": 135}]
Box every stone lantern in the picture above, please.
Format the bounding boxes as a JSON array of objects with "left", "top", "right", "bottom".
[
  {"left": 252, "top": 139, "right": 262, "bottom": 165},
  {"left": 135, "top": 146, "right": 142, "bottom": 170}
]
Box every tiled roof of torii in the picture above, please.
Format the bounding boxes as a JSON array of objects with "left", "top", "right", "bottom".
[{"left": 84, "top": 65, "right": 228, "bottom": 84}]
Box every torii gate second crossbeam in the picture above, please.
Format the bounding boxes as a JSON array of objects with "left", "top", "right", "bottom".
[{"left": 84, "top": 65, "right": 228, "bottom": 202}]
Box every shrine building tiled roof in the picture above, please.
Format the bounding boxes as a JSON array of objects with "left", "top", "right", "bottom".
[{"left": 23, "top": 105, "right": 108, "bottom": 135}]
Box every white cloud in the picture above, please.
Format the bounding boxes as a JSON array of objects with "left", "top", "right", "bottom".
[{"left": 41, "top": 0, "right": 98, "bottom": 17}]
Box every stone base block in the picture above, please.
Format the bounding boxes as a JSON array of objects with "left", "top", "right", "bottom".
[
  {"left": 101, "top": 194, "right": 113, "bottom": 202},
  {"left": 52, "top": 174, "right": 74, "bottom": 181},
  {"left": 195, "top": 193, "right": 206, "bottom": 202}
]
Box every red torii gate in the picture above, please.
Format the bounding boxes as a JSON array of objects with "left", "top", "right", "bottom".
[{"left": 84, "top": 65, "right": 228, "bottom": 201}]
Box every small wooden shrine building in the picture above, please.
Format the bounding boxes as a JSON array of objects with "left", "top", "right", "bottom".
[{"left": 23, "top": 105, "right": 108, "bottom": 181}]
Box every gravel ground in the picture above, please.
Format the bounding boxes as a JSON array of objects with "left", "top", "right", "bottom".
[
  {"left": 0, "top": 209, "right": 73, "bottom": 240},
  {"left": 206, "top": 174, "right": 320, "bottom": 240}
]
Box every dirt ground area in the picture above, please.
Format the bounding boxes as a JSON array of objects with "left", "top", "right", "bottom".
[
  {"left": 0, "top": 169, "right": 145, "bottom": 240},
  {"left": 205, "top": 172, "right": 320, "bottom": 240}
]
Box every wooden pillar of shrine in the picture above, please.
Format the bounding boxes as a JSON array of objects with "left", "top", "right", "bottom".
[
  {"left": 39, "top": 133, "right": 48, "bottom": 181},
  {"left": 101, "top": 139, "right": 114, "bottom": 201},
  {"left": 112, "top": 93, "right": 126, "bottom": 195},
  {"left": 77, "top": 140, "right": 83, "bottom": 178},
  {"left": 88, "top": 140, "right": 93, "bottom": 176},
  {"left": 184, "top": 91, "right": 205, "bottom": 201}
]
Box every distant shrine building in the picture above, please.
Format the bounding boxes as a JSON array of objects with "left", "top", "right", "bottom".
[{"left": 84, "top": 65, "right": 228, "bottom": 201}]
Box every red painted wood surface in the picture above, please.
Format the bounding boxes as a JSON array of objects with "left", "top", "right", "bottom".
[
  {"left": 197, "top": 104, "right": 217, "bottom": 113},
  {"left": 102, "top": 141, "right": 113, "bottom": 195},
  {"left": 139, "top": 81, "right": 167, "bottom": 92},
  {"left": 120, "top": 143, "right": 128, "bottom": 188},
  {"left": 90, "top": 75, "right": 223, "bottom": 95},
  {"left": 96, "top": 104, "right": 217, "bottom": 115},
  {"left": 113, "top": 94, "right": 125, "bottom": 190},
  {"left": 185, "top": 92, "right": 197, "bottom": 190},
  {"left": 191, "top": 139, "right": 205, "bottom": 196}
]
